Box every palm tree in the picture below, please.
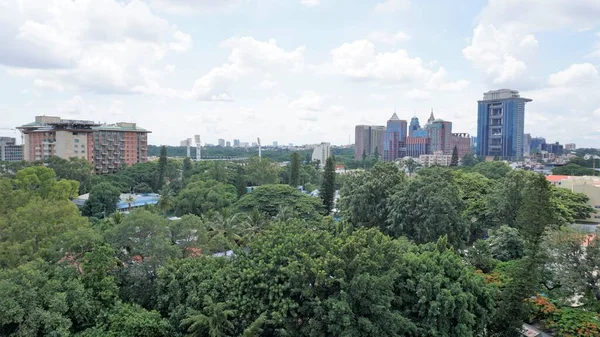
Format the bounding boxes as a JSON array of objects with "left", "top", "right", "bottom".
[
  {"left": 204, "top": 209, "right": 243, "bottom": 248},
  {"left": 157, "top": 185, "right": 175, "bottom": 215},
  {"left": 180, "top": 295, "right": 235, "bottom": 337},
  {"left": 239, "top": 208, "right": 269, "bottom": 243},
  {"left": 124, "top": 194, "right": 136, "bottom": 212}
]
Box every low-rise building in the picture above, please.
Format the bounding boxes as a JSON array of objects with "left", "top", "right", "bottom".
[
  {"left": 419, "top": 151, "right": 452, "bottom": 167},
  {"left": 0, "top": 137, "right": 23, "bottom": 162},
  {"left": 546, "top": 175, "right": 600, "bottom": 223}
]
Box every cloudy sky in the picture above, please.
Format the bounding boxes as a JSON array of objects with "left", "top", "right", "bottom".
[{"left": 1, "top": 0, "right": 600, "bottom": 147}]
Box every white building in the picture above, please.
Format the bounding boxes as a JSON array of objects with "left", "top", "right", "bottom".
[
  {"left": 311, "top": 142, "right": 331, "bottom": 165},
  {"left": 218, "top": 139, "right": 225, "bottom": 147},
  {"left": 419, "top": 151, "right": 452, "bottom": 167}
]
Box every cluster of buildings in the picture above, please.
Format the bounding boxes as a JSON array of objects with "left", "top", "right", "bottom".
[
  {"left": 355, "top": 110, "right": 472, "bottom": 166},
  {"left": 12, "top": 116, "right": 151, "bottom": 174}
]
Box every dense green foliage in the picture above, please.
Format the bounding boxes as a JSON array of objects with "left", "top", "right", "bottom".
[
  {"left": 320, "top": 156, "right": 336, "bottom": 214},
  {"left": 2, "top": 154, "right": 599, "bottom": 336}
]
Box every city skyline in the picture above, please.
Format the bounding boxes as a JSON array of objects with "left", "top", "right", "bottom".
[{"left": 1, "top": 1, "right": 600, "bottom": 147}]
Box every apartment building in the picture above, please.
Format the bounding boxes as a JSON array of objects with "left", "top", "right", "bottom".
[
  {"left": 0, "top": 137, "right": 23, "bottom": 162},
  {"left": 419, "top": 151, "right": 452, "bottom": 167},
  {"left": 18, "top": 116, "right": 150, "bottom": 173}
]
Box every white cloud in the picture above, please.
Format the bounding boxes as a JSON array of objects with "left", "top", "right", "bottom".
[
  {"left": 367, "top": 31, "right": 411, "bottom": 45},
  {"left": 190, "top": 37, "right": 305, "bottom": 101},
  {"left": 405, "top": 89, "right": 430, "bottom": 100},
  {"left": 330, "top": 40, "right": 467, "bottom": 90},
  {"left": 300, "top": 0, "right": 320, "bottom": 7},
  {"left": 369, "top": 93, "right": 386, "bottom": 101},
  {"left": 289, "top": 91, "right": 324, "bottom": 111},
  {"left": 150, "top": 0, "right": 242, "bottom": 14},
  {"left": 464, "top": 0, "right": 600, "bottom": 86},
  {"left": 57, "top": 96, "right": 87, "bottom": 115},
  {"left": 548, "top": 63, "right": 599, "bottom": 87},
  {"left": 0, "top": 0, "right": 189, "bottom": 96},
  {"left": 255, "top": 79, "right": 278, "bottom": 90},
  {"left": 374, "top": 0, "right": 410, "bottom": 13}
]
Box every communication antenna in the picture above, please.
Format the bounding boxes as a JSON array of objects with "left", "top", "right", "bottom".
[
  {"left": 257, "top": 137, "right": 261, "bottom": 161},
  {"left": 194, "top": 135, "right": 201, "bottom": 161}
]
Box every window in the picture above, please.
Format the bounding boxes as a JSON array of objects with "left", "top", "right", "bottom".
[
  {"left": 595, "top": 206, "right": 600, "bottom": 209},
  {"left": 74, "top": 139, "right": 79, "bottom": 143}
]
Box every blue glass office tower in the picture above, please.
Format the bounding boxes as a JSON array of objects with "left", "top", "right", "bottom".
[
  {"left": 477, "top": 89, "right": 532, "bottom": 160},
  {"left": 408, "top": 116, "right": 420, "bottom": 137},
  {"left": 384, "top": 113, "right": 407, "bottom": 161}
]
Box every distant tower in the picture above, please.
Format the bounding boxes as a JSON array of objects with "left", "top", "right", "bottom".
[
  {"left": 427, "top": 108, "right": 435, "bottom": 124},
  {"left": 384, "top": 112, "right": 408, "bottom": 161},
  {"left": 186, "top": 138, "right": 192, "bottom": 158},
  {"left": 408, "top": 116, "right": 421, "bottom": 137},
  {"left": 194, "top": 135, "right": 201, "bottom": 161},
  {"left": 257, "top": 137, "right": 261, "bottom": 161}
]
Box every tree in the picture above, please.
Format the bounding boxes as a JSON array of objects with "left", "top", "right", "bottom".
[
  {"left": 80, "top": 302, "right": 172, "bottom": 337},
  {"left": 373, "top": 146, "right": 380, "bottom": 161},
  {"left": 156, "top": 145, "right": 168, "bottom": 191},
  {"left": 320, "top": 156, "right": 336, "bottom": 214},
  {"left": 157, "top": 185, "right": 175, "bottom": 215},
  {"left": 289, "top": 152, "right": 300, "bottom": 187},
  {"left": 450, "top": 146, "right": 459, "bottom": 166},
  {"left": 124, "top": 194, "right": 136, "bottom": 212},
  {"left": 204, "top": 210, "right": 245, "bottom": 252},
  {"left": 552, "top": 163, "right": 595, "bottom": 176},
  {"left": 387, "top": 167, "right": 469, "bottom": 248},
  {"left": 175, "top": 180, "right": 237, "bottom": 217},
  {"left": 362, "top": 149, "right": 367, "bottom": 163},
  {"left": 234, "top": 166, "right": 247, "bottom": 198},
  {"left": 401, "top": 157, "right": 420, "bottom": 176},
  {"left": 471, "top": 161, "right": 511, "bottom": 179},
  {"left": 487, "top": 225, "right": 525, "bottom": 261},
  {"left": 543, "top": 227, "right": 600, "bottom": 304},
  {"left": 453, "top": 170, "right": 496, "bottom": 241},
  {"left": 156, "top": 223, "right": 494, "bottom": 336},
  {"left": 133, "top": 182, "right": 153, "bottom": 194},
  {"left": 182, "top": 157, "right": 193, "bottom": 181},
  {"left": 180, "top": 296, "right": 235, "bottom": 337},
  {"left": 235, "top": 184, "right": 322, "bottom": 220},
  {"left": 105, "top": 209, "right": 179, "bottom": 307},
  {"left": 0, "top": 199, "right": 99, "bottom": 268},
  {"left": 14, "top": 166, "right": 58, "bottom": 198},
  {"left": 168, "top": 214, "right": 208, "bottom": 254},
  {"left": 461, "top": 153, "right": 478, "bottom": 167},
  {"left": 339, "top": 162, "right": 405, "bottom": 230},
  {"left": 245, "top": 157, "right": 279, "bottom": 186},
  {"left": 551, "top": 187, "right": 595, "bottom": 225},
  {"left": 46, "top": 156, "right": 93, "bottom": 194},
  {"left": 82, "top": 182, "right": 121, "bottom": 219}
]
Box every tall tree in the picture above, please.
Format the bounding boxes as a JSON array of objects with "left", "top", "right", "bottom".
[
  {"left": 362, "top": 149, "right": 367, "bottom": 163},
  {"left": 387, "top": 168, "right": 469, "bottom": 248},
  {"left": 321, "top": 156, "right": 336, "bottom": 214},
  {"left": 450, "top": 146, "right": 459, "bottom": 166},
  {"left": 289, "top": 152, "right": 300, "bottom": 187},
  {"left": 156, "top": 145, "right": 168, "bottom": 191},
  {"left": 373, "top": 146, "right": 380, "bottom": 161},
  {"left": 82, "top": 182, "right": 122, "bottom": 219},
  {"left": 234, "top": 166, "right": 247, "bottom": 198},
  {"left": 182, "top": 157, "right": 193, "bottom": 181}
]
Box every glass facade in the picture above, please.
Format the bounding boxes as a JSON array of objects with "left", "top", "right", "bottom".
[
  {"left": 477, "top": 90, "right": 531, "bottom": 160},
  {"left": 384, "top": 114, "right": 407, "bottom": 161}
]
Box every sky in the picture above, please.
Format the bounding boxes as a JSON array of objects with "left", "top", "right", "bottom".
[{"left": 1, "top": 0, "right": 600, "bottom": 147}]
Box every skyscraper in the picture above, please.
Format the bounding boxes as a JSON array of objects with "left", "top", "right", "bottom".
[
  {"left": 354, "top": 125, "right": 385, "bottom": 160},
  {"left": 218, "top": 139, "right": 225, "bottom": 147},
  {"left": 425, "top": 110, "right": 452, "bottom": 154},
  {"left": 384, "top": 113, "right": 407, "bottom": 161},
  {"left": 408, "top": 116, "right": 421, "bottom": 137},
  {"left": 477, "top": 89, "right": 532, "bottom": 160}
]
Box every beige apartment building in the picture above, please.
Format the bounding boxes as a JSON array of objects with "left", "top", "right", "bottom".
[
  {"left": 18, "top": 116, "right": 150, "bottom": 174},
  {"left": 547, "top": 175, "right": 600, "bottom": 223}
]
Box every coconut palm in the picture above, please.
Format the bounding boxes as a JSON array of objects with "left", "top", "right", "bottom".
[
  {"left": 157, "top": 185, "right": 175, "bottom": 215},
  {"left": 239, "top": 208, "right": 269, "bottom": 243},
  {"left": 124, "top": 194, "right": 136, "bottom": 212},
  {"left": 180, "top": 295, "right": 235, "bottom": 337},
  {"left": 204, "top": 209, "right": 243, "bottom": 249}
]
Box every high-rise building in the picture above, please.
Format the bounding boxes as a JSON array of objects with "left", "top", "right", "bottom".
[
  {"left": 530, "top": 137, "right": 546, "bottom": 154},
  {"left": 233, "top": 139, "right": 240, "bottom": 147},
  {"left": 18, "top": 116, "right": 150, "bottom": 174},
  {"left": 452, "top": 133, "right": 471, "bottom": 160},
  {"left": 408, "top": 116, "right": 421, "bottom": 137},
  {"left": 425, "top": 110, "right": 452, "bottom": 154},
  {"left": 477, "top": 89, "right": 532, "bottom": 160},
  {"left": 523, "top": 133, "right": 532, "bottom": 157},
  {"left": 406, "top": 137, "right": 430, "bottom": 158},
  {"left": 226, "top": 141, "right": 231, "bottom": 147},
  {"left": 384, "top": 113, "right": 407, "bottom": 161},
  {"left": 0, "top": 137, "right": 23, "bottom": 162},
  {"left": 565, "top": 143, "right": 576, "bottom": 151},
  {"left": 542, "top": 142, "right": 563, "bottom": 155},
  {"left": 218, "top": 139, "right": 225, "bottom": 147},
  {"left": 311, "top": 142, "right": 331, "bottom": 165},
  {"left": 354, "top": 125, "right": 385, "bottom": 160},
  {"left": 273, "top": 141, "right": 278, "bottom": 148}
]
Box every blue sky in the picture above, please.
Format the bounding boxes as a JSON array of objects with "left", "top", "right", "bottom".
[{"left": 1, "top": 0, "right": 600, "bottom": 147}]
